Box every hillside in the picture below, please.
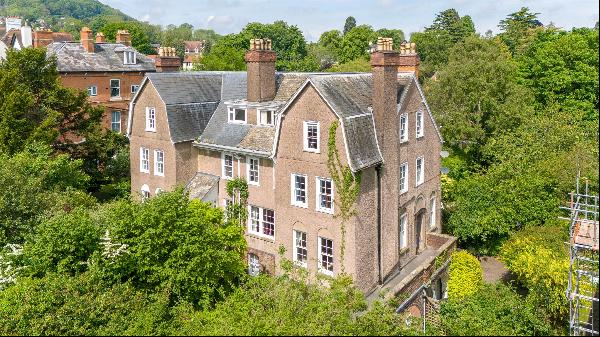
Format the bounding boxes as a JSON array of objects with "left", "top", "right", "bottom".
[{"left": 0, "top": 0, "right": 135, "bottom": 36}]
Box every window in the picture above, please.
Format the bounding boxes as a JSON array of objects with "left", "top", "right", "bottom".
[
  {"left": 416, "top": 109, "right": 424, "bottom": 138},
  {"left": 155, "top": 188, "right": 164, "bottom": 195},
  {"left": 145, "top": 107, "right": 156, "bottom": 132},
  {"left": 110, "top": 79, "right": 120, "bottom": 98},
  {"left": 248, "top": 253, "right": 260, "bottom": 276},
  {"left": 154, "top": 150, "right": 164, "bottom": 176},
  {"left": 316, "top": 177, "right": 334, "bottom": 213},
  {"left": 291, "top": 174, "right": 307, "bottom": 207},
  {"left": 318, "top": 237, "right": 334, "bottom": 276},
  {"left": 123, "top": 51, "right": 136, "bottom": 64},
  {"left": 400, "top": 113, "right": 408, "bottom": 142},
  {"left": 294, "top": 230, "right": 308, "bottom": 267},
  {"left": 247, "top": 157, "right": 259, "bottom": 185},
  {"left": 429, "top": 196, "right": 437, "bottom": 229},
  {"left": 141, "top": 184, "right": 150, "bottom": 200},
  {"left": 400, "top": 213, "right": 408, "bottom": 249},
  {"left": 303, "top": 121, "right": 320, "bottom": 152},
  {"left": 87, "top": 85, "right": 97, "bottom": 97},
  {"left": 140, "top": 148, "right": 149, "bottom": 173},
  {"left": 131, "top": 85, "right": 140, "bottom": 94},
  {"left": 400, "top": 162, "right": 408, "bottom": 194},
  {"left": 111, "top": 111, "right": 121, "bottom": 132},
  {"left": 247, "top": 205, "right": 275, "bottom": 238},
  {"left": 222, "top": 153, "right": 233, "bottom": 179},
  {"left": 416, "top": 157, "right": 424, "bottom": 186},
  {"left": 228, "top": 107, "right": 247, "bottom": 124},
  {"left": 258, "top": 110, "right": 274, "bottom": 126}
]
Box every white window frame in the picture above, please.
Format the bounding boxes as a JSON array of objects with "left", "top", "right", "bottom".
[
  {"left": 293, "top": 230, "right": 308, "bottom": 268},
  {"left": 303, "top": 121, "right": 320, "bottom": 153},
  {"left": 228, "top": 107, "right": 247, "bottom": 124},
  {"left": 131, "top": 85, "right": 140, "bottom": 94},
  {"left": 291, "top": 173, "right": 308, "bottom": 208},
  {"left": 111, "top": 111, "right": 121, "bottom": 133},
  {"left": 400, "top": 113, "right": 408, "bottom": 143},
  {"left": 416, "top": 156, "right": 424, "bottom": 186},
  {"left": 154, "top": 150, "right": 164, "bottom": 177},
  {"left": 141, "top": 184, "right": 150, "bottom": 201},
  {"left": 87, "top": 85, "right": 97, "bottom": 97},
  {"left": 145, "top": 107, "right": 156, "bottom": 132},
  {"left": 400, "top": 213, "right": 408, "bottom": 250},
  {"left": 247, "top": 205, "right": 275, "bottom": 239},
  {"left": 400, "top": 162, "right": 408, "bottom": 194},
  {"left": 257, "top": 109, "right": 274, "bottom": 126},
  {"left": 248, "top": 253, "right": 260, "bottom": 276},
  {"left": 222, "top": 153, "right": 234, "bottom": 179},
  {"left": 247, "top": 156, "right": 260, "bottom": 186},
  {"left": 318, "top": 236, "right": 334, "bottom": 276},
  {"left": 416, "top": 109, "right": 424, "bottom": 138},
  {"left": 155, "top": 188, "right": 163, "bottom": 195},
  {"left": 110, "top": 79, "right": 120, "bottom": 98},
  {"left": 140, "top": 147, "right": 149, "bottom": 173},
  {"left": 429, "top": 196, "right": 437, "bottom": 230},
  {"left": 315, "top": 177, "right": 334, "bottom": 214},
  {"left": 123, "top": 51, "right": 136, "bottom": 65}
]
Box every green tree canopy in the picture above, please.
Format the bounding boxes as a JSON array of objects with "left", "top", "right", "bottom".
[
  {"left": 339, "top": 25, "right": 376, "bottom": 63},
  {"left": 100, "top": 21, "right": 156, "bottom": 54},
  {"left": 498, "top": 7, "right": 543, "bottom": 55},
  {"left": 343, "top": 16, "right": 357, "bottom": 35}
]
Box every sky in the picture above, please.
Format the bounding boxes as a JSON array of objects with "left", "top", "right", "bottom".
[{"left": 100, "top": 0, "right": 599, "bottom": 41}]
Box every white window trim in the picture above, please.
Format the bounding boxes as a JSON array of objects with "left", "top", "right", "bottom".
[
  {"left": 154, "top": 150, "right": 165, "bottom": 177},
  {"left": 247, "top": 205, "right": 275, "bottom": 239},
  {"left": 248, "top": 253, "right": 260, "bottom": 276},
  {"left": 110, "top": 79, "right": 121, "bottom": 98},
  {"left": 416, "top": 109, "right": 424, "bottom": 138},
  {"left": 123, "top": 51, "right": 136, "bottom": 65},
  {"left": 141, "top": 184, "right": 150, "bottom": 201},
  {"left": 293, "top": 230, "right": 308, "bottom": 268},
  {"left": 155, "top": 188, "right": 163, "bottom": 195},
  {"left": 88, "top": 85, "right": 97, "bottom": 96},
  {"left": 291, "top": 173, "right": 308, "bottom": 208},
  {"left": 400, "top": 112, "right": 408, "bottom": 143},
  {"left": 131, "top": 85, "right": 140, "bottom": 94},
  {"left": 139, "top": 147, "right": 149, "bottom": 173},
  {"left": 429, "top": 196, "right": 437, "bottom": 230},
  {"left": 111, "top": 111, "right": 121, "bottom": 133},
  {"left": 222, "top": 153, "right": 234, "bottom": 180},
  {"left": 246, "top": 156, "right": 260, "bottom": 186},
  {"left": 228, "top": 107, "right": 247, "bottom": 124},
  {"left": 303, "top": 121, "right": 320, "bottom": 153},
  {"left": 315, "top": 177, "right": 334, "bottom": 214},
  {"left": 416, "top": 156, "right": 425, "bottom": 186},
  {"left": 318, "top": 236, "right": 334, "bottom": 277},
  {"left": 400, "top": 213, "right": 408, "bottom": 249},
  {"left": 400, "top": 162, "right": 408, "bottom": 194},
  {"left": 257, "top": 109, "right": 275, "bottom": 126},
  {"left": 145, "top": 107, "right": 156, "bottom": 132}
]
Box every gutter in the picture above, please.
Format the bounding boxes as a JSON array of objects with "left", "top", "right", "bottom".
[{"left": 376, "top": 164, "right": 383, "bottom": 285}]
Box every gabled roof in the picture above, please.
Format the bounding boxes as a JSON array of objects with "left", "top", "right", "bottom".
[{"left": 47, "top": 42, "right": 156, "bottom": 72}]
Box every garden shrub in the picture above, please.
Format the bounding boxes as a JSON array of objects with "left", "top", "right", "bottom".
[{"left": 447, "top": 250, "right": 483, "bottom": 299}]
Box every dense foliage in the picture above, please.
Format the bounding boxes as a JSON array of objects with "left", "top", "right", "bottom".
[{"left": 446, "top": 251, "right": 483, "bottom": 299}]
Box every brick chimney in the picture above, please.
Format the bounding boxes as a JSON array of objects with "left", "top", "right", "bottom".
[
  {"left": 80, "top": 27, "right": 94, "bottom": 53},
  {"left": 398, "top": 41, "right": 420, "bottom": 78},
  {"left": 154, "top": 47, "right": 181, "bottom": 72},
  {"left": 371, "top": 37, "right": 401, "bottom": 148},
  {"left": 33, "top": 28, "right": 54, "bottom": 48},
  {"left": 245, "top": 38, "right": 276, "bottom": 102},
  {"left": 116, "top": 30, "right": 132, "bottom": 47},
  {"left": 95, "top": 32, "right": 106, "bottom": 43}
]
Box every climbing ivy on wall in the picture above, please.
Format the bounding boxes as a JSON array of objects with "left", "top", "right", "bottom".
[
  {"left": 327, "top": 121, "right": 361, "bottom": 273},
  {"left": 226, "top": 178, "right": 249, "bottom": 225}
]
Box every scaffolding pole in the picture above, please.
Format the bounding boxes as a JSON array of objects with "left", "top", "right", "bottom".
[{"left": 564, "top": 176, "right": 599, "bottom": 336}]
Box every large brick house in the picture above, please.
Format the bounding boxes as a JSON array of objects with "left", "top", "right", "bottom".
[
  {"left": 128, "top": 38, "right": 456, "bottom": 303},
  {"left": 46, "top": 27, "right": 156, "bottom": 134}
]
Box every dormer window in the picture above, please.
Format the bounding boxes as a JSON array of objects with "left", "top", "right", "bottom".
[
  {"left": 258, "top": 109, "right": 274, "bottom": 126},
  {"left": 228, "top": 107, "right": 247, "bottom": 124},
  {"left": 124, "top": 51, "right": 136, "bottom": 65}
]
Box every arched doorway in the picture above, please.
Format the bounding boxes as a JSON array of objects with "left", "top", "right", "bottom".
[{"left": 415, "top": 208, "right": 425, "bottom": 254}]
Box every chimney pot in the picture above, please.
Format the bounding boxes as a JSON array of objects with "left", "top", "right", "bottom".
[
  {"left": 116, "top": 29, "right": 132, "bottom": 47},
  {"left": 95, "top": 32, "right": 106, "bottom": 43}
]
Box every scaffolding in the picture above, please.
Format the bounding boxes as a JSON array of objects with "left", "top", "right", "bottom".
[{"left": 562, "top": 177, "right": 599, "bottom": 336}]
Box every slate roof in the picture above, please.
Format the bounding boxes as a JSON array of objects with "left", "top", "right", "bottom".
[
  {"left": 184, "top": 172, "right": 220, "bottom": 201},
  {"left": 47, "top": 42, "right": 156, "bottom": 72}
]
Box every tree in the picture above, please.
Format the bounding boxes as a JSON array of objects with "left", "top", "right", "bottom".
[
  {"left": 375, "top": 28, "right": 405, "bottom": 48},
  {"left": 427, "top": 8, "right": 475, "bottom": 43},
  {"left": 318, "top": 29, "right": 343, "bottom": 61},
  {"left": 498, "top": 7, "right": 543, "bottom": 55},
  {"left": 339, "top": 25, "right": 376, "bottom": 63},
  {"left": 343, "top": 16, "right": 356, "bottom": 35},
  {"left": 100, "top": 21, "right": 156, "bottom": 54},
  {"left": 447, "top": 251, "right": 483, "bottom": 299}
]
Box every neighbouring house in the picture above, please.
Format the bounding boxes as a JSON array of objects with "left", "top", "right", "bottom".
[
  {"left": 128, "top": 37, "right": 456, "bottom": 314},
  {"left": 46, "top": 27, "right": 180, "bottom": 134},
  {"left": 0, "top": 16, "right": 73, "bottom": 60},
  {"left": 182, "top": 40, "right": 205, "bottom": 70}
]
